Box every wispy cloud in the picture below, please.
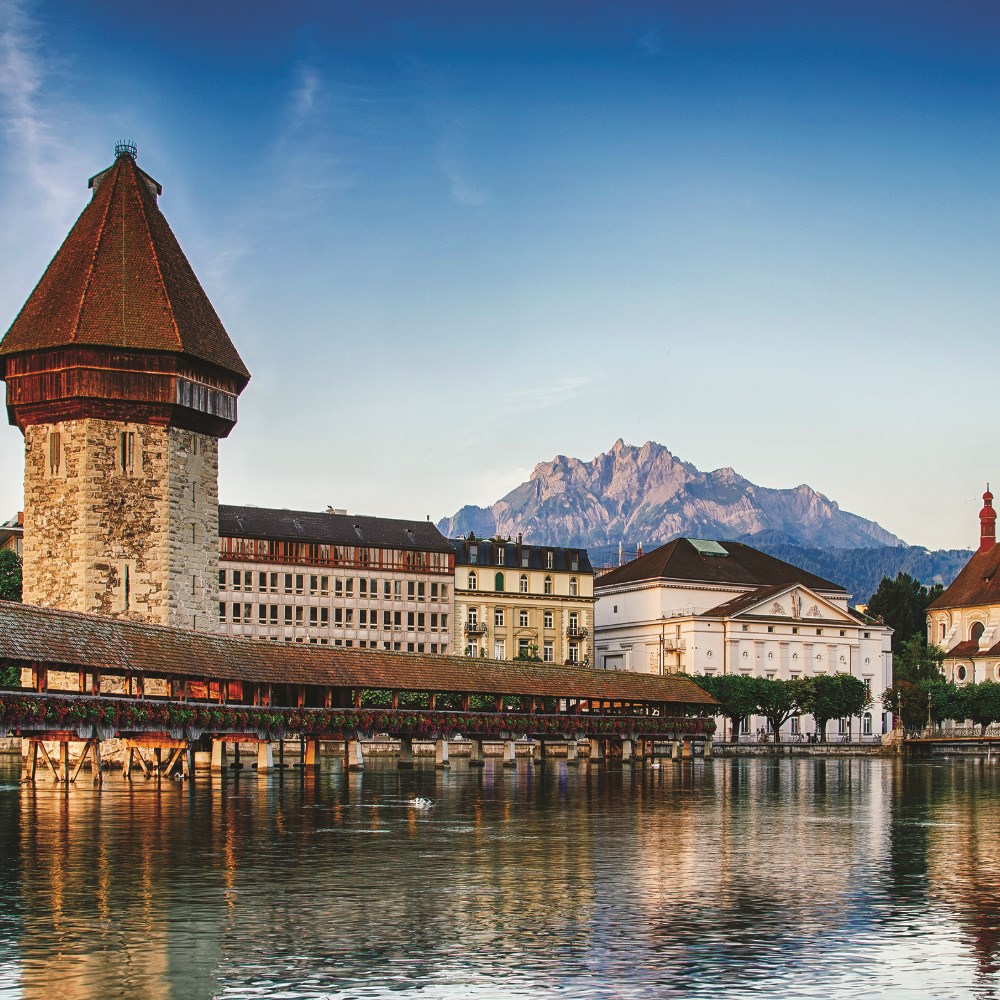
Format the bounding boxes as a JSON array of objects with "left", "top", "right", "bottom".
[
  {"left": 499, "top": 374, "right": 595, "bottom": 414},
  {"left": 437, "top": 126, "right": 489, "bottom": 208},
  {"left": 637, "top": 26, "right": 664, "bottom": 57},
  {"left": 0, "top": 0, "right": 78, "bottom": 217}
]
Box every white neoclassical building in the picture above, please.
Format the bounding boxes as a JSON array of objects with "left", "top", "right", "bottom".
[{"left": 595, "top": 538, "right": 893, "bottom": 740}]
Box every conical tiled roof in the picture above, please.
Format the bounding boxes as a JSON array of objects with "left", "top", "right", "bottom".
[{"left": 0, "top": 148, "right": 249, "bottom": 382}]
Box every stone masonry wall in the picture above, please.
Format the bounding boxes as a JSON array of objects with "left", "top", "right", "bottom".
[{"left": 22, "top": 419, "right": 220, "bottom": 631}]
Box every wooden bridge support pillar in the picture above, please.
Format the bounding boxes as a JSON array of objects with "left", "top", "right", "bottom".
[
  {"left": 704, "top": 739, "right": 713, "bottom": 759},
  {"left": 622, "top": 739, "right": 634, "bottom": 765},
  {"left": 502, "top": 739, "right": 517, "bottom": 768},
  {"left": 304, "top": 739, "right": 321, "bottom": 768},
  {"left": 566, "top": 739, "right": 579, "bottom": 766},
  {"left": 398, "top": 735, "right": 414, "bottom": 769},
  {"left": 59, "top": 741, "right": 70, "bottom": 783},
  {"left": 434, "top": 737, "right": 450, "bottom": 769},
  {"left": 347, "top": 738, "right": 364, "bottom": 771},
  {"left": 21, "top": 740, "right": 38, "bottom": 783},
  {"left": 589, "top": 738, "right": 605, "bottom": 764},
  {"left": 468, "top": 738, "right": 485, "bottom": 768},
  {"left": 671, "top": 740, "right": 680, "bottom": 762},
  {"left": 681, "top": 740, "right": 692, "bottom": 760},
  {"left": 211, "top": 739, "right": 226, "bottom": 772},
  {"left": 532, "top": 740, "right": 545, "bottom": 765},
  {"left": 256, "top": 742, "right": 273, "bottom": 773}
]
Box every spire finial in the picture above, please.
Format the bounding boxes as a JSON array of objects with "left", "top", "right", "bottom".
[{"left": 114, "top": 140, "right": 137, "bottom": 161}]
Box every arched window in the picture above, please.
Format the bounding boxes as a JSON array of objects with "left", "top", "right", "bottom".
[
  {"left": 543, "top": 576, "right": 552, "bottom": 595},
  {"left": 494, "top": 572, "right": 504, "bottom": 592},
  {"left": 468, "top": 571, "right": 477, "bottom": 591},
  {"left": 972, "top": 621, "right": 985, "bottom": 644},
  {"left": 569, "top": 577, "right": 578, "bottom": 597},
  {"left": 519, "top": 574, "right": 528, "bottom": 594}
]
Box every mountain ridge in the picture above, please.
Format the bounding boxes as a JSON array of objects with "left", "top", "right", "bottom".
[{"left": 438, "top": 439, "right": 904, "bottom": 551}]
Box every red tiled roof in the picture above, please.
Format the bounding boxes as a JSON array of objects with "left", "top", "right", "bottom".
[
  {"left": 595, "top": 538, "right": 845, "bottom": 593},
  {"left": 0, "top": 603, "right": 715, "bottom": 706},
  {"left": 0, "top": 151, "right": 249, "bottom": 382},
  {"left": 929, "top": 545, "right": 1000, "bottom": 611}
]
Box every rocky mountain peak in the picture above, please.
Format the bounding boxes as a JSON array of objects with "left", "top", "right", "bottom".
[{"left": 438, "top": 439, "right": 905, "bottom": 551}]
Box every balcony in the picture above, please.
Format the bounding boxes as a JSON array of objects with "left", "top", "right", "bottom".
[
  {"left": 465, "top": 622, "right": 488, "bottom": 636},
  {"left": 566, "top": 627, "right": 589, "bottom": 639},
  {"left": 663, "top": 640, "right": 686, "bottom": 652}
]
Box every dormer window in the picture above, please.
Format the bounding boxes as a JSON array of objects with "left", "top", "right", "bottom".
[{"left": 497, "top": 547, "right": 505, "bottom": 566}]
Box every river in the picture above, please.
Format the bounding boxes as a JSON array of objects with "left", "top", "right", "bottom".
[{"left": 0, "top": 753, "right": 997, "bottom": 999}]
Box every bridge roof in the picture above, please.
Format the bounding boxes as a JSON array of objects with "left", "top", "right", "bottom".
[{"left": 0, "top": 603, "right": 715, "bottom": 707}]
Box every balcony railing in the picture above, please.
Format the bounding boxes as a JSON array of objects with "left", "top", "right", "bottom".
[
  {"left": 465, "top": 622, "right": 488, "bottom": 636},
  {"left": 566, "top": 627, "right": 589, "bottom": 639}
]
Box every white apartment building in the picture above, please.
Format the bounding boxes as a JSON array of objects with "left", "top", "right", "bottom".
[
  {"left": 595, "top": 538, "right": 893, "bottom": 739},
  {"left": 218, "top": 506, "right": 454, "bottom": 652}
]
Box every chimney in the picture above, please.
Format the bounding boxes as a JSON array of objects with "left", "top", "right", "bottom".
[{"left": 981, "top": 485, "right": 996, "bottom": 553}]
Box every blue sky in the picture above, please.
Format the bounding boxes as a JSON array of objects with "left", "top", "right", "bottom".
[{"left": 0, "top": 0, "right": 998, "bottom": 550}]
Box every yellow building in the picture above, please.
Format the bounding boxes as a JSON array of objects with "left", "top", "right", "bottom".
[
  {"left": 927, "top": 488, "right": 1000, "bottom": 684},
  {"left": 451, "top": 535, "right": 595, "bottom": 665}
]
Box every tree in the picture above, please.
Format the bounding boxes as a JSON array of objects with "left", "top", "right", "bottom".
[
  {"left": 692, "top": 674, "right": 760, "bottom": 742},
  {"left": 866, "top": 572, "right": 943, "bottom": 648},
  {"left": 752, "top": 677, "right": 806, "bottom": 743},
  {"left": 0, "top": 549, "right": 21, "bottom": 602},
  {"left": 893, "top": 636, "right": 945, "bottom": 685},
  {"left": 881, "top": 680, "right": 930, "bottom": 733},
  {"left": 799, "top": 674, "right": 871, "bottom": 741},
  {"left": 961, "top": 682, "right": 1000, "bottom": 735}
]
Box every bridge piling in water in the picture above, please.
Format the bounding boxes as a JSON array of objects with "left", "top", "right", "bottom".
[
  {"left": 502, "top": 740, "right": 517, "bottom": 768},
  {"left": 434, "top": 738, "right": 450, "bottom": 769}
]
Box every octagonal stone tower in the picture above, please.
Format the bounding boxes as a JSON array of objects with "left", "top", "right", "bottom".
[{"left": 0, "top": 144, "right": 250, "bottom": 630}]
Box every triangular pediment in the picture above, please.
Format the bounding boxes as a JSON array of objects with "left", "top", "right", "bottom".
[{"left": 712, "top": 583, "right": 855, "bottom": 625}]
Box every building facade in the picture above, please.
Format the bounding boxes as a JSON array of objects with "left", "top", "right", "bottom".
[
  {"left": 927, "top": 489, "right": 1000, "bottom": 684},
  {"left": 219, "top": 506, "right": 455, "bottom": 651},
  {"left": 452, "top": 536, "right": 595, "bottom": 665},
  {"left": 595, "top": 538, "right": 893, "bottom": 739},
  {"left": 0, "top": 513, "right": 21, "bottom": 557},
  {"left": 0, "top": 144, "right": 248, "bottom": 630}
]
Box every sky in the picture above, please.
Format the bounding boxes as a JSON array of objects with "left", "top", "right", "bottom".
[{"left": 0, "top": 0, "right": 997, "bottom": 551}]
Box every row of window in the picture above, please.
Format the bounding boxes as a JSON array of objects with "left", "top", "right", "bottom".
[
  {"left": 262, "top": 637, "right": 448, "bottom": 653},
  {"left": 221, "top": 537, "right": 453, "bottom": 573},
  {"left": 220, "top": 603, "right": 449, "bottom": 631},
  {"left": 467, "top": 608, "right": 582, "bottom": 629},
  {"left": 468, "top": 544, "right": 579, "bottom": 572},
  {"left": 466, "top": 571, "right": 579, "bottom": 596},
  {"left": 465, "top": 639, "right": 580, "bottom": 663},
  {"left": 745, "top": 625, "right": 871, "bottom": 638},
  {"left": 219, "top": 570, "right": 449, "bottom": 603}
]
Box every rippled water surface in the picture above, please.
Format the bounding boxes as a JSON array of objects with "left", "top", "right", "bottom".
[{"left": 1, "top": 753, "right": 999, "bottom": 999}]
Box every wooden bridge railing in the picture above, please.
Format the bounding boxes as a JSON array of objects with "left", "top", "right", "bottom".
[{"left": 0, "top": 690, "right": 716, "bottom": 742}]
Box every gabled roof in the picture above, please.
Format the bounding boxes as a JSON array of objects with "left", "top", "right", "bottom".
[
  {"left": 0, "top": 602, "right": 715, "bottom": 706},
  {"left": 220, "top": 505, "right": 455, "bottom": 554},
  {"left": 929, "top": 545, "right": 1000, "bottom": 612},
  {"left": 0, "top": 149, "right": 249, "bottom": 382},
  {"left": 595, "top": 538, "right": 845, "bottom": 593}
]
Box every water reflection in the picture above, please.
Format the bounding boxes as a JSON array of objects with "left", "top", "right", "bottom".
[{"left": 2, "top": 756, "right": 1000, "bottom": 998}]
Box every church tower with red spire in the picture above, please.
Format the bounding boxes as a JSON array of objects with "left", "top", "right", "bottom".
[
  {"left": 980, "top": 486, "right": 996, "bottom": 553},
  {"left": 0, "top": 144, "right": 250, "bottom": 629}
]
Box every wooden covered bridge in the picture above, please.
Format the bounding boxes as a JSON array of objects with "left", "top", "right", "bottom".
[{"left": 0, "top": 603, "right": 717, "bottom": 783}]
